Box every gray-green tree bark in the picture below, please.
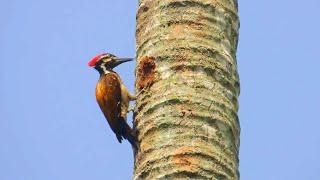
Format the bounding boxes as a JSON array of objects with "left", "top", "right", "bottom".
[{"left": 133, "top": 0, "right": 240, "bottom": 179}]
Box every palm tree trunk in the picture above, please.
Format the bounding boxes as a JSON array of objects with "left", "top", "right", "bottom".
[{"left": 133, "top": 0, "right": 240, "bottom": 179}]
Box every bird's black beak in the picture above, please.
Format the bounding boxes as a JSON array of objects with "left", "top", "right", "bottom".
[{"left": 113, "top": 58, "right": 133, "bottom": 66}]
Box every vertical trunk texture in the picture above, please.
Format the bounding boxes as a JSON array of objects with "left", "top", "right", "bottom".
[{"left": 134, "top": 0, "right": 240, "bottom": 179}]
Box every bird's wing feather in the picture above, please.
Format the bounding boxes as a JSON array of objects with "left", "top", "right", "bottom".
[{"left": 96, "top": 73, "right": 123, "bottom": 142}]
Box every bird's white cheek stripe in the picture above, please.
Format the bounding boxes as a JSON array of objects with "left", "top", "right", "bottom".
[{"left": 100, "top": 62, "right": 111, "bottom": 74}]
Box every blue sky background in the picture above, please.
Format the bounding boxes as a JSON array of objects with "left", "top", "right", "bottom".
[{"left": 1, "top": 0, "right": 319, "bottom": 179}]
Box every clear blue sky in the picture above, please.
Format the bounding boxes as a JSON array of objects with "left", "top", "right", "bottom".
[{"left": 1, "top": 1, "right": 319, "bottom": 179}]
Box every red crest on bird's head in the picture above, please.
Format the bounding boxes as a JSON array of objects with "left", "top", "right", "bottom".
[{"left": 88, "top": 53, "right": 113, "bottom": 67}]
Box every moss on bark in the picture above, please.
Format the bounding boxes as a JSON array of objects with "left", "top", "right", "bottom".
[{"left": 134, "top": 0, "right": 240, "bottom": 179}]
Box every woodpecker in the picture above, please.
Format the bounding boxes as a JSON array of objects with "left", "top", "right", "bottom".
[{"left": 88, "top": 53, "right": 137, "bottom": 148}]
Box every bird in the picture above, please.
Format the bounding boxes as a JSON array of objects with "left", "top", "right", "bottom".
[{"left": 88, "top": 53, "right": 137, "bottom": 149}]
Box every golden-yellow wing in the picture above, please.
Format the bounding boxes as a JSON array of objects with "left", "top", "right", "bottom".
[{"left": 95, "top": 72, "right": 136, "bottom": 147}]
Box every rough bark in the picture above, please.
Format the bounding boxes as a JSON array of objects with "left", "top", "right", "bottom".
[{"left": 133, "top": 0, "right": 240, "bottom": 179}]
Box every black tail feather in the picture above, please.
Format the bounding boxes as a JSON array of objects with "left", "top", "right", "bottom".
[
  {"left": 119, "top": 119, "right": 138, "bottom": 150},
  {"left": 115, "top": 134, "right": 123, "bottom": 143}
]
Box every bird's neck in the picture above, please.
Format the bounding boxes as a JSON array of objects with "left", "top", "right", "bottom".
[{"left": 96, "top": 63, "right": 113, "bottom": 75}]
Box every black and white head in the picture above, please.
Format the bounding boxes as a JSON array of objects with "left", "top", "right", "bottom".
[{"left": 88, "top": 53, "right": 133, "bottom": 74}]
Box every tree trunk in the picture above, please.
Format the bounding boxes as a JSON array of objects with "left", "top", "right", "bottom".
[{"left": 134, "top": 0, "right": 240, "bottom": 179}]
